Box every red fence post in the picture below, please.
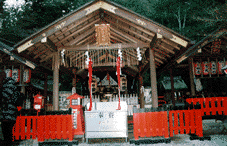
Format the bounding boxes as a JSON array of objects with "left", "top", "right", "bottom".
[
  {"left": 57, "top": 115, "right": 61, "bottom": 139},
  {"left": 140, "top": 112, "right": 146, "bottom": 137},
  {"left": 179, "top": 110, "right": 184, "bottom": 134},
  {"left": 195, "top": 109, "right": 203, "bottom": 137},
  {"left": 190, "top": 109, "right": 195, "bottom": 134},
  {"left": 26, "top": 117, "right": 31, "bottom": 139},
  {"left": 68, "top": 115, "right": 73, "bottom": 141},
  {"left": 133, "top": 113, "right": 140, "bottom": 140},
  {"left": 211, "top": 97, "right": 216, "bottom": 115},
  {"left": 32, "top": 116, "right": 37, "bottom": 139},
  {"left": 184, "top": 110, "right": 190, "bottom": 134},
  {"left": 145, "top": 112, "right": 152, "bottom": 137},
  {"left": 161, "top": 111, "right": 169, "bottom": 138},
  {"left": 169, "top": 111, "right": 174, "bottom": 137},
  {"left": 62, "top": 115, "right": 67, "bottom": 139}
]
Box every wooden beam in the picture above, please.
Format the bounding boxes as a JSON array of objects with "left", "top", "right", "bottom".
[
  {"left": 159, "top": 45, "right": 175, "bottom": 54},
  {"left": 110, "top": 35, "right": 124, "bottom": 43},
  {"left": 155, "top": 57, "right": 164, "bottom": 64},
  {"left": 53, "top": 12, "right": 99, "bottom": 39},
  {"left": 16, "top": 0, "right": 97, "bottom": 53},
  {"left": 44, "top": 38, "right": 57, "bottom": 52},
  {"left": 153, "top": 48, "right": 170, "bottom": 58},
  {"left": 76, "top": 34, "right": 96, "bottom": 46},
  {"left": 110, "top": 26, "right": 147, "bottom": 45},
  {"left": 162, "top": 39, "right": 180, "bottom": 50},
  {"left": 105, "top": 11, "right": 155, "bottom": 38},
  {"left": 56, "top": 18, "right": 100, "bottom": 47},
  {"left": 154, "top": 52, "right": 166, "bottom": 61},
  {"left": 104, "top": 3, "right": 189, "bottom": 47},
  {"left": 40, "top": 54, "right": 54, "bottom": 63},
  {"left": 64, "top": 43, "right": 149, "bottom": 51},
  {"left": 66, "top": 27, "right": 96, "bottom": 46},
  {"left": 110, "top": 31, "right": 132, "bottom": 43},
  {"left": 104, "top": 17, "right": 152, "bottom": 42}
]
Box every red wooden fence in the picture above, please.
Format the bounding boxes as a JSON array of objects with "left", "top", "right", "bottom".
[
  {"left": 133, "top": 111, "right": 169, "bottom": 140},
  {"left": 12, "top": 115, "right": 73, "bottom": 142},
  {"left": 168, "top": 109, "right": 203, "bottom": 137},
  {"left": 186, "top": 97, "right": 227, "bottom": 116}
]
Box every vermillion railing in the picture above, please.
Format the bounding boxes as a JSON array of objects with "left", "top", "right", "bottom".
[
  {"left": 186, "top": 97, "right": 227, "bottom": 116},
  {"left": 12, "top": 115, "right": 73, "bottom": 142}
]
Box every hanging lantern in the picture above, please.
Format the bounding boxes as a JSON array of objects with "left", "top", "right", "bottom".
[
  {"left": 194, "top": 62, "right": 201, "bottom": 75},
  {"left": 218, "top": 61, "right": 225, "bottom": 74},
  {"left": 5, "top": 69, "right": 12, "bottom": 78},
  {"left": 23, "top": 69, "right": 31, "bottom": 83},
  {"left": 202, "top": 61, "right": 209, "bottom": 75},
  {"left": 12, "top": 69, "right": 20, "bottom": 82},
  {"left": 210, "top": 61, "right": 217, "bottom": 75}
]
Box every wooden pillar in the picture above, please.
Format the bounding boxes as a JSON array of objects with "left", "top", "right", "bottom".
[
  {"left": 20, "top": 65, "right": 25, "bottom": 94},
  {"left": 53, "top": 53, "right": 59, "bottom": 111},
  {"left": 138, "top": 74, "right": 145, "bottom": 108},
  {"left": 149, "top": 48, "right": 158, "bottom": 108},
  {"left": 72, "top": 74, "right": 77, "bottom": 94},
  {"left": 44, "top": 73, "right": 48, "bottom": 110},
  {"left": 44, "top": 73, "right": 48, "bottom": 97},
  {"left": 170, "top": 68, "right": 175, "bottom": 106},
  {"left": 188, "top": 57, "right": 196, "bottom": 96}
]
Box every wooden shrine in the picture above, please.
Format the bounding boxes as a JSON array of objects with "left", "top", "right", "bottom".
[{"left": 3, "top": 0, "right": 192, "bottom": 110}]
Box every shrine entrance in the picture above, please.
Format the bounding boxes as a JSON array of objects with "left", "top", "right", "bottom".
[{"left": 13, "top": 0, "right": 191, "bottom": 111}]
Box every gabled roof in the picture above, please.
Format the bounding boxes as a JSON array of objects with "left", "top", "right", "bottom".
[{"left": 12, "top": 0, "right": 191, "bottom": 77}]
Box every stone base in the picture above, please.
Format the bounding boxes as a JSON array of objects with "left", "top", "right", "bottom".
[
  {"left": 189, "top": 134, "right": 211, "bottom": 141},
  {"left": 38, "top": 140, "right": 78, "bottom": 146},
  {"left": 130, "top": 137, "right": 171, "bottom": 145}
]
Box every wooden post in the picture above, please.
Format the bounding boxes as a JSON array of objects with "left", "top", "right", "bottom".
[
  {"left": 170, "top": 68, "right": 175, "bottom": 106},
  {"left": 72, "top": 74, "right": 77, "bottom": 94},
  {"left": 138, "top": 74, "right": 144, "bottom": 108},
  {"left": 44, "top": 73, "right": 48, "bottom": 97},
  {"left": 20, "top": 65, "right": 25, "bottom": 94},
  {"left": 53, "top": 53, "right": 59, "bottom": 111},
  {"left": 188, "top": 57, "right": 196, "bottom": 96},
  {"left": 149, "top": 48, "right": 158, "bottom": 108},
  {"left": 44, "top": 73, "right": 48, "bottom": 110}
]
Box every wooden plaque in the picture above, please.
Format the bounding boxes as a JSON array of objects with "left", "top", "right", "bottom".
[{"left": 95, "top": 24, "right": 110, "bottom": 46}]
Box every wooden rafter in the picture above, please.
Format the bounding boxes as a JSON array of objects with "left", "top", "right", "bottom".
[
  {"left": 63, "top": 43, "right": 149, "bottom": 51},
  {"left": 105, "top": 11, "right": 155, "bottom": 38},
  {"left": 110, "top": 35, "right": 124, "bottom": 43},
  {"left": 104, "top": 17, "right": 152, "bottom": 42},
  {"left": 110, "top": 26, "right": 147, "bottom": 45},
  {"left": 66, "top": 27, "right": 96, "bottom": 46},
  {"left": 104, "top": 2, "right": 189, "bottom": 47},
  {"left": 56, "top": 18, "right": 100, "bottom": 47},
  {"left": 162, "top": 38, "right": 180, "bottom": 50},
  {"left": 76, "top": 34, "right": 96, "bottom": 46},
  {"left": 110, "top": 31, "right": 132, "bottom": 43},
  {"left": 53, "top": 12, "right": 99, "bottom": 39}
]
